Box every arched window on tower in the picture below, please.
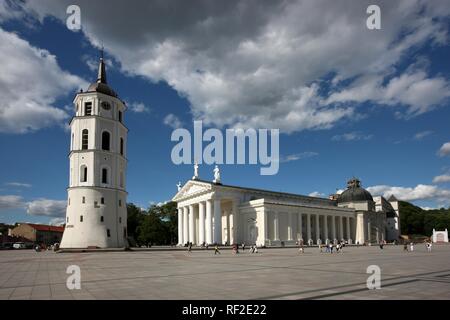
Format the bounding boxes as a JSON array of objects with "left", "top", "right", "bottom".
[
  {"left": 102, "top": 131, "right": 110, "bottom": 151},
  {"left": 82, "top": 129, "right": 88, "bottom": 150},
  {"left": 120, "top": 138, "right": 124, "bottom": 155},
  {"left": 80, "top": 165, "right": 88, "bottom": 182},
  {"left": 102, "top": 168, "right": 108, "bottom": 184}
]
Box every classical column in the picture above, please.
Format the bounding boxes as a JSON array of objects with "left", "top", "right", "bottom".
[
  {"left": 298, "top": 213, "right": 303, "bottom": 241},
  {"left": 213, "top": 199, "right": 222, "bottom": 244},
  {"left": 264, "top": 210, "right": 268, "bottom": 244},
  {"left": 189, "top": 204, "right": 195, "bottom": 244},
  {"left": 288, "top": 212, "right": 293, "bottom": 241},
  {"left": 230, "top": 200, "right": 238, "bottom": 244},
  {"left": 315, "top": 214, "right": 320, "bottom": 244},
  {"left": 346, "top": 216, "right": 351, "bottom": 241},
  {"left": 198, "top": 202, "right": 205, "bottom": 245},
  {"left": 339, "top": 216, "right": 344, "bottom": 240},
  {"left": 324, "top": 215, "right": 328, "bottom": 242},
  {"left": 223, "top": 210, "right": 229, "bottom": 244},
  {"left": 206, "top": 199, "right": 213, "bottom": 244},
  {"left": 331, "top": 215, "right": 336, "bottom": 241},
  {"left": 228, "top": 207, "right": 234, "bottom": 245},
  {"left": 178, "top": 207, "right": 183, "bottom": 245},
  {"left": 183, "top": 206, "right": 189, "bottom": 245},
  {"left": 274, "top": 212, "right": 280, "bottom": 241},
  {"left": 306, "top": 214, "right": 311, "bottom": 241}
]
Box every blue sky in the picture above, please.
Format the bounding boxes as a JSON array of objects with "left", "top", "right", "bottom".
[{"left": 0, "top": 0, "right": 450, "bottom": 225}]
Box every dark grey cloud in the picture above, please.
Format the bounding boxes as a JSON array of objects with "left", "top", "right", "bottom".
[{"left": 8, "top": 0, "right": 450, "bottom": 133}]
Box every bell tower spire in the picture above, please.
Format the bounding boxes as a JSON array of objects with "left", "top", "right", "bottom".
[{"left": 97, "top": 46, "right": 107, "bottom": 84}]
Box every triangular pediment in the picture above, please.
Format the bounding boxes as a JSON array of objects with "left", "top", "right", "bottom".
[{"left": 172, "top": 180, "right": 213, "bottom": 201}]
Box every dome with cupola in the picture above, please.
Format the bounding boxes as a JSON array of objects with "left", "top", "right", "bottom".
[{"left": 337, "top": 178, "right": 373, "bottom": 203}]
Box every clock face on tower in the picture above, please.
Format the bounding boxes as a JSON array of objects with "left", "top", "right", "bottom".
[{"left": 101, "top": 101, "right": 111, "bottom": 110}]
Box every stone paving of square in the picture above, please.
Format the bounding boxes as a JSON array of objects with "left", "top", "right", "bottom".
[{"left": 0, "top": 244, "right": 449, "bottom": 300}]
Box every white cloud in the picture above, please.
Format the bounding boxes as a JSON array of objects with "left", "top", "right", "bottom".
[
  {"left": 49, "top": 217, "right": 65, "bottom": 226},
  {"left": 327, "top": 70, "right": 450, "bottom": 117},
  {"left": 420, "top": 206, "right": 437, "bottom": 211},
  {"left": 432, "top": 174, "right": 450, "bottom": 184},
  {"left": 149, "top": 201, "right": 168, "bottom": 207},
  {"left": 367, "top": 184, "right": 450, "bottom": 203},
  {"left": 280, "top": 152, "right": 318, "bottom": 163},
  {"left": 331, "top": 132, "right": 373, "bottom": 142},
  {"left": 438, "top": 142, "right": 450, "bottom": 156},
  {"left": 413, "top": 130, "right": 433, "bottom": 140},
  {"left": 129, "top": 102, "right": 150, "bottom": 113},
  {"left": 12, "top": 0, "right": 450, "bottom": 133},
  {"left": 82, "top": 54, "right": 114, "bottom": 72},
  {"left": 0, "top": 27, "right": 87, "bottom": 133},
  {"left": 0, "top": 195, "right": 25, "bottom": 210},
  {"left": 308, "top": 191, "right": 325, "bottom": 198},
  {"left": 26, "top": 199, "right": 66, "bottom": 217},
  {"left": 5, "top": 182, "right": 32, "bottom": 188},
  {"left": 163, "top": 113, "right": 183, "bottom": 129}
]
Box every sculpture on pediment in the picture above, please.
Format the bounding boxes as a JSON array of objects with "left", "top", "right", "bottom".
[
  {"left": 193, "top": 162, "right": 199, "bottom": 180},
  {"left": 213, "top": 165, "right": 221, "bottom": 184}
]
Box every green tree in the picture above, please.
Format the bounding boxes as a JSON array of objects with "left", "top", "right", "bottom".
[
  {"left": 127, "top": 203, "right": 145, "bottom": 240},
  {"left": 132, "top": 201, "right": 178, "bottom": 246},
  {"left": 136, "top": 211, "right": 167, "bottom": 246}
]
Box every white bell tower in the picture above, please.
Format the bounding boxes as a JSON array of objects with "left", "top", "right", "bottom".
[{"left": 60, "top": 53, "right": 128, "bottom": 248}]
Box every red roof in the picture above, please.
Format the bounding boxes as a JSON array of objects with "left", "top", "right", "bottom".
[{"left": 26, "top": 223, "right": 65, "bottom": 233}]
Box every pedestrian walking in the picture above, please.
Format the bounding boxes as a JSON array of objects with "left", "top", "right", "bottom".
[
  {"left": 188, "top": 242, "right": 192, "bottom": 253},
  {"left": 214, "top": 244, "right": 221, "bottom": 255},
  {"left": 410, "top": 242, "right": 414, "bottom": 252},
  {"left": 403, "top": 243, "right": 408, "bottom": 252}
]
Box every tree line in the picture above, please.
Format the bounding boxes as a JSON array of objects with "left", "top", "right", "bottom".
[{"left": 399, "top": 201, "right": 450, "bottom": 236}]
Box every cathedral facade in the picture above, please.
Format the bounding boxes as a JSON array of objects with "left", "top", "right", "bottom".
[{"left": 173, "top": 175, "right": 400, "bottom": 246}]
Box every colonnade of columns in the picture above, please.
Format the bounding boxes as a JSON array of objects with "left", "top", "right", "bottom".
[
  {"left": 178, "top": 199, "right": 236, "bottom": 245},
  {"left": 270, "top": 212, "right": 354, "bottom": 245}
]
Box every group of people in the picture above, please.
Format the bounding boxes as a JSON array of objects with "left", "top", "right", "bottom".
[
  {"left": 187, "top": 242, "right": 260, "bottom": 255},
  {"left": 402, "top": 241, "right": 433, "bottom": 252},
  {"left": 231, "top": 243, "right": 258, "bottom": 254},
  {"left": 316, "top": 241, "right": 345, "bottom": 254},
  {"left": 187, "top": 238, "right": 436, "bottom": 255}
]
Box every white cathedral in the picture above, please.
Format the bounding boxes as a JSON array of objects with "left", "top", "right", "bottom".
[
  {"left": 60, "top": 55, "right": 128, "bottom": 248},
  {"left": 173, "top": 168, "right": 401, "bottom": 247},
  {"left": 59, "top": 55, "right": 401, "bottom": 249}
]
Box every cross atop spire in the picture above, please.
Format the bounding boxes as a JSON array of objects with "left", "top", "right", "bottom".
[{"left": 97, "top": 47, "right": 107, "bottom": 84}]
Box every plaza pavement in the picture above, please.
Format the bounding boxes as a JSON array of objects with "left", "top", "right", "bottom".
[{"left": 0, "top": 244, "right": 449, "bottom": 300}]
